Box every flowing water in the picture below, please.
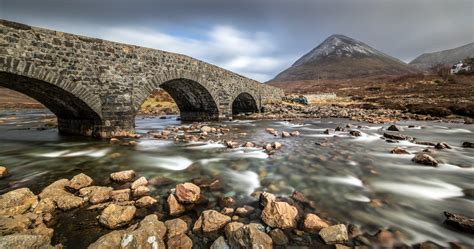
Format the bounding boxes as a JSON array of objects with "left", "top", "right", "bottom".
[{"left": 1, "top": 109, "right": 473, "bottom": 247}]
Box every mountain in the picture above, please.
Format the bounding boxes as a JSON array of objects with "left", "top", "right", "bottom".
[
  {"left": 268, "top": 34, "right": 419, "bottom": 83},
  {"left": 409, "top": 42, "right": 474, "bottom": 71}
]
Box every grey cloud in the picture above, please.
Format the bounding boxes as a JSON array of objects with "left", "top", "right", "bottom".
[{"left": 1, "top": 0, "right": 473, "bottom": 81}]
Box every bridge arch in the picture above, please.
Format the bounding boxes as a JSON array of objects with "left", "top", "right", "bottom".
[
  {"left": 231, "top": 92, "right": 259, "bottom": 115},
  {"left": 0, "top": 59, "right": 104, "bottom": 136},
  {"left": 134, "top": 76, "right": 220, "bottom": 121}
]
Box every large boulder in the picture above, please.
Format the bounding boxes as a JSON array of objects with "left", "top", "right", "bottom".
[
  {"left": 68, "top": 173, "right": 93, "bottom": 190},
  {"left": 0, "top": 214, "right": 32, "bottom": 235},
  {"left": 261, "top": 200, "right": 298, "bottom": 229},
  {"left": 99, "top": 204, "right": 136, "bottom": 229},
  {"left": 0, "top": 188, "right": 38, "bottom": 216},
  {"left": 175, "top": 183, "right": 201, "bottom": 204},
  {"left": 39, "top": 179, "right": 85, "bottom": 210},
  {"left": 319, "top": 224, "right": 349, "bottom": 244},
  {"left": 89, "top": 214, "right": 167, "bottom": 249},
  {"left": 228, "top": 223, "right": 273, "bottom": 249}
]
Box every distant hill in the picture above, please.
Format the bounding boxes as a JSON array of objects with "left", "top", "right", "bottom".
[
  {"left": 268, "top": 34, "right": 419, "bottom": 85},
  {"left": 409, "top": 42, "right": 474, "bottom": 71}
]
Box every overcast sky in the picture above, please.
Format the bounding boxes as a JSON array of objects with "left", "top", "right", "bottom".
[{"left": 1, "top": 0, "right": 473, "bottom": 81}]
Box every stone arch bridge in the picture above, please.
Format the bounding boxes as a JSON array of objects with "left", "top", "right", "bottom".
[{"left": 0, "top": 20, "right": 283, "bottom": 137}]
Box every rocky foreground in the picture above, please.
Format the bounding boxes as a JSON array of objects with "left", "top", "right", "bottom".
[{"left": 1, "top": 168, "right": 473, "bottom": 249}]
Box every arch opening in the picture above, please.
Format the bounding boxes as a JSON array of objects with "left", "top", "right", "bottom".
[
  {"left": 232, "top": 92, "right": 259, "bottom": 116},
  {"left": 0, "top": 72, "right": 102, "bottom": 135},
  {"left": 147, "top": 78, "right": 220, "bottom": 121}
]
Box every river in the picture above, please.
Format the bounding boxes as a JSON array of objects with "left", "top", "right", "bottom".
[{"left": 0, "top": 109, "right": 473, "bottom": 247}]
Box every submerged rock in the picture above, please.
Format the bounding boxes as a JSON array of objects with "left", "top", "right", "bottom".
[
  {"left": 269, "top": 228, "right": 288, "bottom": 245},
  {"left": 175, "top": 182, "right": 201, "bottom": 204},
  {"left": 319, "top": 224, "right": 349, "bottom": 244},
  {"left": 110, "top": 170, "right": 136, "bottom": 183},
  {"left": 0, "top": 188, "right": 38, "bottom": 216},
  {"left": 435, "top": 142, "right": 452, "bottom": 149},
  {"left": 68, "top": 173, "right": 93, "bottom": 190},
  {"left": 412, "top": 154, "right": 439, "bottom": 167},
  {"left": 99, "top": 204, "right": 136, "bottom": 229},
  {"left": 383, "top": 132, "right": 415, "bottom": 142},
  {"left": 462, "top": 141, "right": 474, "bottom": 148}
]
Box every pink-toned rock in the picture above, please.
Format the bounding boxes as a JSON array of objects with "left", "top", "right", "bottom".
[
  {"left": 303, "top": 213, "right": 329, "bottom": 232},
  {"left": 68, "top": 173, "right": 93, "bottom": 190},
  {"left": 175, "top": 183, "right": 201, "bottom": 204},
  {"left": 110, "top": 170, "right": 136, "bottom": 182}
]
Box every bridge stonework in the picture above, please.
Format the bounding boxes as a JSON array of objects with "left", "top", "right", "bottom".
[{"left": 0, "top": 20, "right": 283, "bottom": 137}]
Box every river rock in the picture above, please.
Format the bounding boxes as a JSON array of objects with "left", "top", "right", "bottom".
[
  {"left": 210, "top": 236, "right": 230, "bottom": 249},
  {"left": 272, "top": 142, "right": 282, "bottom": 150},
  {"left": 0, "top": 188, "right": 38, "bottom": 216},
  {"left": 319, "top": 224, "right": 349, "bottom": 244},
  {"left": 349, "top": 130, "right": 362, "bottom": 137},
  {"left": 387, "top": 125, "right": 403, "bottom": 131},
  {"left": 135, "top": 196, "right": 157, "bottom": 208},
  {"left": 89, "top": 214, "right": 166, "bottom": 249},
  {"left": 259, "top": 192, "right": 276, "bottom": 207},
  {"left": 148, "top": 176, "right": 175, "bottom": 187},
  {"left": 282, "top": 131, "right": 290, "bottom": 137},
  {"left": 167, "top": 194, "right": 185, "bottom": 216},
  {"left": 228, "top": 223, "right": 272, "bottom": 249},
  {"left": 269, "top": 228, "right": 288, "bottom": 245},
  {"left": 0, "top": 166, "right": 7, "bottom": 178},
  {"left": 201, "top": 126, "right": 212, "bottom": 133},
  {"left": 39, "top": 179, "right": 85, "bottom": 210},
  {"left": 201, "top": 210, "right": 231, "bottom": 234},
  {"left": 290, "top": 131, "right": 300, "bottom": 136},
  {"left": 110, "top": 170, "right": 136, "bottom": 183},
  {"left": 110, "top": 189, "right": 131, "bottom": 202},
  {"left": 0, "top": 214, "right": 32, "bottom": 235},
  {"left": 235, "top": 205, "right": 255, "bottom": 217},
  {"left": 165, "top": 218, "right": 188, "bottom": 238},
  {"left": 383, "top": 132, "right": 415, "bottom": 142},
  {"left": 175, "top": 182, "right": 201, "bottom": 204},
  {"left": 443, "top": 212, "right": 474, "bottom": 233},
  {"left": 80, "top": 186, "right": 113, "bottom": 204},
  {"left": 33, "top": 198, "right": 56, "bottom": 214},
  {"left": 224, "top": 222, "right": 244, "bottom": 239},
  {"left": 68, "top": 173, "right": 93, "bottom": 190},
  {"left": 132, "top": 186, "right": 150, "bottom": 198},
  {"left": 131, "top": 176, "right": 148, "bottom": 190},
  {"left": 303, "top": 213, "right": 329, "bottom": 232},
  {"left": 324, "top": 128, "right": 335, "bottom": 134},
  {"left": 243, "top": 142, "right": 255, "bottom": 148},
  {"left": 219, "top": 196, "right": 236, "bottom": 208},
  {"left": 167, "top": 234, "right": 193, "bottom": 249},
  {"left": 462, "top": 142, "right": 474, "bottom": 148},
  {"left": 390, "top": 147, "right": 410, "bottom": 154},
  {"left": 435, "top": 142, "right": 452, "bottom": 149},
  {"left": 99, "top": 204, "right": 136, "bottom": 229},
  {"left": 412, "top": 154, "right": 439, "bottom": 167},
  {"left": 262, "top": 200, "right": 298, "bottom": 229},
  {"left": 0, "top": 234, "right": 54, "bottom": 248}
]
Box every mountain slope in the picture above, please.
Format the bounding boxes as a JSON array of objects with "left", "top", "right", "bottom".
[
  {"left": 269, "top": 34, "right": 419, "bottom": 83},
  {"left": 409, "top": 42, "right": 474, "bottom": 70}
]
